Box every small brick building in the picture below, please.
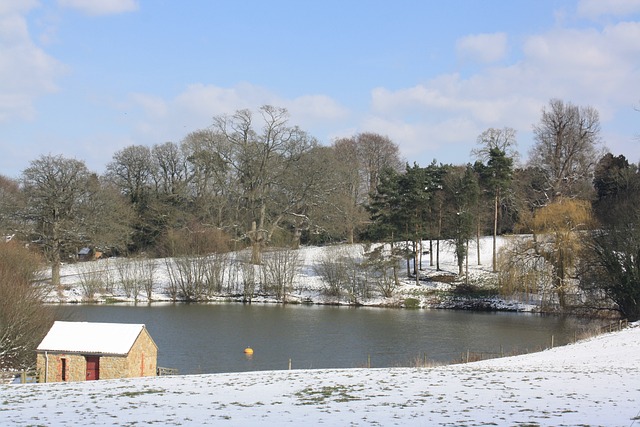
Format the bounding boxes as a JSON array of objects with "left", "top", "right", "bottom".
[{"left": 36, "top": 321, "right": 158, "bottom": 383}]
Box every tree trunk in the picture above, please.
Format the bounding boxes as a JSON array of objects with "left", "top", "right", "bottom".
[
  {"left": 465, "top": 239, "right": 469, "bottom": 284},
  {"left": 292, "top": 227, "right": 302, "bottom": 250},
  {"left": 250, "top": 221, "right": 262, "bottom": 265},
  {"left": 436, "top": 204, "right": 442, "bottom": 271},
  {"left": 429, "top": 239, "right": 433, "bottom": 267},
  {"left": 347, "top": 226, "right": 354, "bottom": 245},
  {"left": 414, "top": 239, "right": 419, "bottom": 286},
  {"left": 51, "top": 259, "right": 61, "bottom": 289},
  {"left": 476, "top": 221, "right": 481, "bottom": 265},
  {"left": 493, "top": 192, "right": 499, "bottom": 272},
  {"left": 51, "top": 225, "right": 61, "bottom": 288}
]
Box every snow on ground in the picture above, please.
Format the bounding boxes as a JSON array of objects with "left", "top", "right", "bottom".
[
  {"left": 2, "top": 324, "right": 639, "bottom": 426},
  {"left": 53, "top": 236, "right": 533, "bottom": 310}
]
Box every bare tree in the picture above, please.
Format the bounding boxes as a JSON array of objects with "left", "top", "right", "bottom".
[
  {"left": 211, "top": 105, "right": 316, "bottom": 263},
  {"left": 362, "top": 244, "right": 402, "bottom": 298},
  {"left": 203, "top": 251, "right": 231, "bottom": 296},
  {"left": 274, "top": 145, "right": 338, "bottom": 248},
  {"left": 140, "top": 258, "right": 156, "bottom": 301},
  {"left": 0, "top": 175, "right": 22, "bottom": 236},
  {"left": 237, "top": 252, "right": 257, "bottom": 302},
  {"left": 84, "top": 176, "right": 134, "bottom": 255},
  {"left": 106, "top": 145, "right": 158, "bottom": 251},
  {"left": 529, "top": 99, "right": 602, "bottom": 201},
  {"left": 329, "top": 139, "right": 369, "bottom": 243},
  {"left": 0, "top": 242, "right": 55, "bottom": 370},
  {"left": 77, "top": 262, "right": 105, "bottom": 301},
  {"left": 324, "top": 133, "right": 402, "bottom": 243},
  {"left": 165, "top": 255, "right": 209, "bottom": 301},
  {"left": 356, "top": 132, "right": 404, "bottom": 198},
  {"left": 21, "top": 155, "right": 94, "bottom": 288},
  {"left": 472, "top": 127, "right": 519, "bottom": 164},
  {"left": 181, "top": 129, "right": 232, "bottom": 227},
  {"left": 260, "top": 247, "right": 301, "bottom": 301},
  {"left": 151, "top": 141, "right": 189, "bottom": 199},
  {"left": 106, "top": 145, "right": 154, "bottom": 206},
  {"left": 116, "top": 258, "right": 144, "bottom": 301},
  {"left": 313, "top": 246, "right": 350, "bottom": 298}
]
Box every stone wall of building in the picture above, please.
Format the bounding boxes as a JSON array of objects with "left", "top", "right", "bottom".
[
  {"left": 36, "top": 353, "right": 87, "bottom": 382},
  {"left": 36, "top": 328, "right": 158, "bottom": 383},
  {"left": 126, "top": 328, "right": 158, "bottom": 378}
]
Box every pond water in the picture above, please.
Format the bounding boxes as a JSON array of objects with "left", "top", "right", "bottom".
[{"left": 59, "top": 303, "right": 587, "bottom": 375}]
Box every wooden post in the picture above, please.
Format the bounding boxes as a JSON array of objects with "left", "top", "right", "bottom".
[
  {"left": 367, "top": 354, "right": 371, "bottom": 368},
  {"left": 466, "top": 350, "right": 470, "bottom": 363},
  {"left": 551, "top": 335, "right": 554, "bottom": 348},
  {"left": 288, "top": 358, "right": 292, "bottom": 370}
]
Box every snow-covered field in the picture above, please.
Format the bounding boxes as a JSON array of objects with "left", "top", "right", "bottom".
[
  {"left": 13, "top": 235, "right": 632, "bottom": 425},
  {"left": 2, "top": 323, "right": 638, "bottom": 426},
  {"left": 54, "top": 236, "right": 533, "bottom": 310}
]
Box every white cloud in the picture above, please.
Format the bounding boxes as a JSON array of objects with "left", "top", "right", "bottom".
[
  {"left": 0, "top": 0, "right": 39, "bottom": 16},
  {"left": 172, "top": 83, "right": 349, "bottom": 125},
  {"left": 578, "top": 0, "right": 640, "bottom": 18},
  {"left": 456, "top": 32, "right": 508, "bottom": 63},
  {"left": 361, "top": 115, "right": 480, "bottom": 163},
  {"left": 57, "top": 0, "right": 138, "bottom": 16},
  {"left": 129, "top": 93, "right": 168, "bottom": 118},
  {"left": 174, "top": 82, "right": 270, "bottom": 117},
  {"left": 126, "top": 83, "right": 349, "bottom": 146},
  {"left": 0, "top": 5, "right": 66, "bottom": 122},
  {"left": 366, "top": 20, "right": 640, "bottom": 162}
]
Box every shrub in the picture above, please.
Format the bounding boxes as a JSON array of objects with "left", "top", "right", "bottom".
[
  {"left": 0, "top": 243, "right": 55, "bottom": 370},
  {"left": 403, "top": 297, "right": 421, "bottom": 309}
]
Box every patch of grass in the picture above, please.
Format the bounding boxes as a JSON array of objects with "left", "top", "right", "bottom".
[
  {"left": 427, "top": 274, "right": 458, "bottom": 283},
  {"left": 451, "top": 283, "right": 498, "bottom": 298},
  {"left": 403, "top": 297, "right": 420, "bottom": 309},
  {"left": 295, "top": 385, "right": 362, "bottom": 405},
  {"left": 120, "top": 388, "right": 165, "bottom": 398}
]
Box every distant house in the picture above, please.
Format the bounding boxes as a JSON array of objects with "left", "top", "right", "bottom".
[
  {"left": 77, "top": 247, "right": 92, "bottom": 260},
  {"left": 77, "top": 247, "right": 103, "bottom": 261},
  {"left": 36, "top": 321, "right": 158, "bottom": 383}
]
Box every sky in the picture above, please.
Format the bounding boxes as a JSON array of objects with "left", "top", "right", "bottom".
[{"left": 1, "top": 0, "right": 639, "bottom": 178}]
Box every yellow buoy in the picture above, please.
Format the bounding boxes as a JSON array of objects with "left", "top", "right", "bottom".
[{"left": 244, "top": 347, "right": 254, "bottom": 355}]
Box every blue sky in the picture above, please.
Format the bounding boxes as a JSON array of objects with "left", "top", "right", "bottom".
[{"left": 1, "top": 0, "right": 639, "bottom": 177}]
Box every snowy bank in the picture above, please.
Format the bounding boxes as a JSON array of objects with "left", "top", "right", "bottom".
[
  {"left": 2, "top": 323, "right": 638, "bottom": 426},
  {"left": 51, "top": 236, "right": 539, "bottom": 311}
]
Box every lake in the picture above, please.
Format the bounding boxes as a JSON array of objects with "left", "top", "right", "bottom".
[{"left": 59, "top": 303, "right": 587, "bottom": 375}]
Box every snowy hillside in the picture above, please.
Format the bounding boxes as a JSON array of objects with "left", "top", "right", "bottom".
[
  {"left": 53, "top": 236, "right": 533, "bottom": 310},
  {"left": 3, "top": 322, "right": 638, "bottom": 426}
]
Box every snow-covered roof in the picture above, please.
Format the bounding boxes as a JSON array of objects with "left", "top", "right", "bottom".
[{"left": 37, "top": 321, "right": 150, "bottom": 356}]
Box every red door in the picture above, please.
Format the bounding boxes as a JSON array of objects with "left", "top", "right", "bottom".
[{"left": 85, "top": 356, "right": 100, "bottom": 381}]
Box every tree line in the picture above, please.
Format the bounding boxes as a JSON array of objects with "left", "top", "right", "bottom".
[{"left": 0, "top": 99, "right": 639, "bottom": 322}]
